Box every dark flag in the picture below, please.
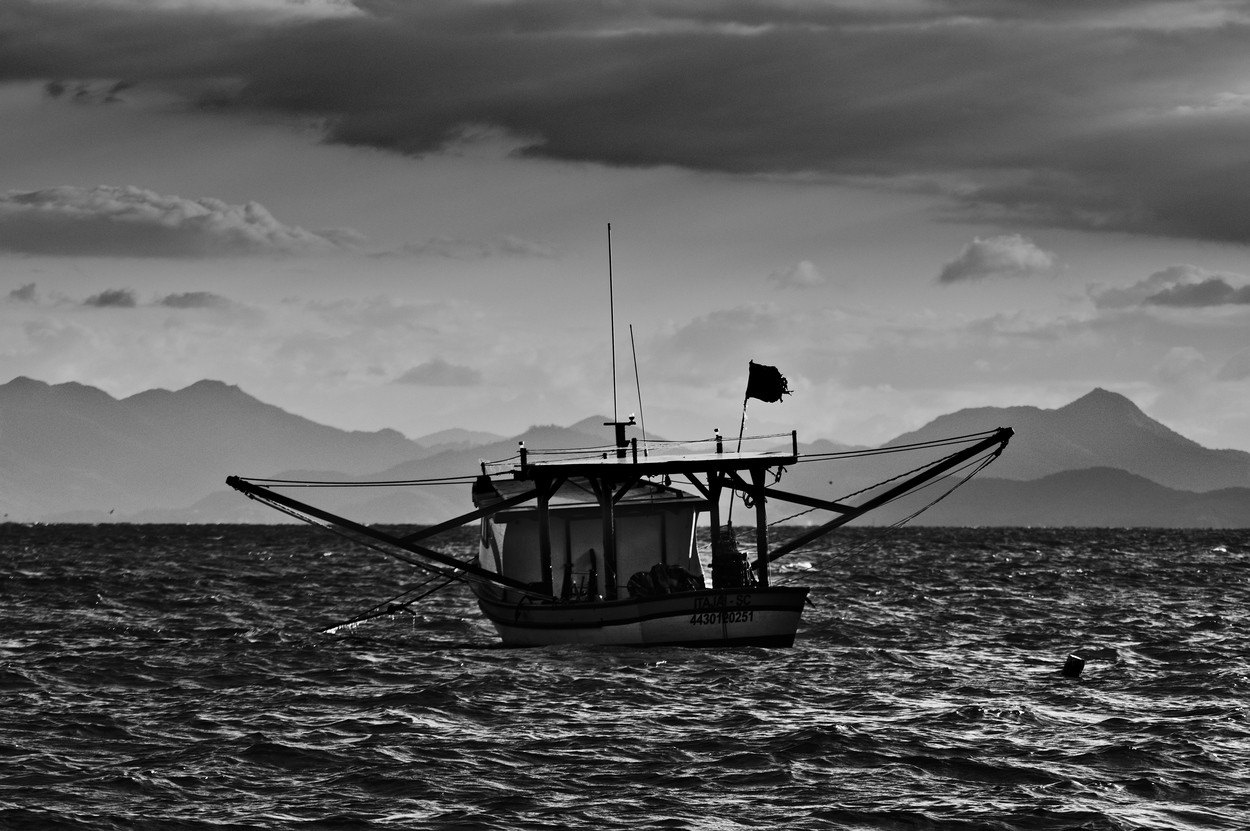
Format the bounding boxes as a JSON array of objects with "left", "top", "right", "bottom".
[{"left": 745, "top": 360, "right": 791, "bottom": 403}]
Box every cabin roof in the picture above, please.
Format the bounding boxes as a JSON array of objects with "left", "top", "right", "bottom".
[
  {"left": 474, "top": 473, "right": 709, "bottom": 514},
  {"left": 512, "top": 448, "right": 798, "bottom": 480}
]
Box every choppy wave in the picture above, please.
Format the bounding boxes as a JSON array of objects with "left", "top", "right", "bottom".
[{"left": 2, "top": 524, "right": 1248, "bottom": 830}]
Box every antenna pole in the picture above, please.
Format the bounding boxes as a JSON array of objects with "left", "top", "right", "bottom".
[
  {"left": 608, "top": 223, "right": 618, "bottom": 423},
  {"left": 630, "top": 323, "right": 647, "bottom": 455}
]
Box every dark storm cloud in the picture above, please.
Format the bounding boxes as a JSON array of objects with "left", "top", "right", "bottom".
[{"left": 7, "top": 1, "right": 1250, "bottom": 242}]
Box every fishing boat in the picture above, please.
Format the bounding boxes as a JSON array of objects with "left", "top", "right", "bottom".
[
  {"left": 226, "top": 363, "right": 1013, "bottom": 648},
  {"left": 228, "top": 227, "right": 1009, "bottom": 647}
]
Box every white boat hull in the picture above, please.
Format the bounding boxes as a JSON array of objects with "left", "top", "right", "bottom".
[{"left": 473, "top": 585, "right": 809, "bottom": 647}]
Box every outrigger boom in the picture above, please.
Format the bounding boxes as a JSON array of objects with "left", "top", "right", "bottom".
[{"left": 225, "top": 474, "right": 553, "bottom": 597}]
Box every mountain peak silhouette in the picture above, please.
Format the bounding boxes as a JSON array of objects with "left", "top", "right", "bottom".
[
  {"left": 3, "top": 378, "right": 1249, "bottom": 523},
  {"left": 1059, "top": 387, "right": 1142, "bottom": 417}
]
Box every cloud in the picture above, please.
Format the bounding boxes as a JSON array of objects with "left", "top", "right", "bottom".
[
  {"left": 44, "top": 79, "right": 132, "bottom": 104},
  {"left": 768, "top": 260, "right": 826, "bottom": 290},
  {"left": 82, "top": 0, "right": 358, "bottom": 15},
  {"left": 1153, "top": 346, "right": 1209, "bottom": 386},
  {"left": 643, "top": 304, "right": 806, "bottom": 390},
  {"left": 8, "top": 1, "right": 1250, "bottom": 242},
  {"left": 1092, "top": 265, "right": 1192, "bottom": 309},
  {"left": 0, "top": 185, "right": 361, "bottom": 258},
  {"left": 16, "top": 285, "right": 243, "bottom": 311},
  {"left": 392, "top": 235, "right": 558, "bottom": 260},
  {"left": 1218, "top": 348, "right": 1250, "bottom": 381},
  {"left": 394, "top": 358, "right": 483, "bottom": 387},
  {"left": 84, "top": 288, "right": 138, "bottom": 308},
  {"left": 1145, "top": 278, "right": 1250, "bottom": 307},
  {"left": 9, "top": 283, "right": 39, "bottom": 302},
  {"left": 157, "top": 291, "right": 236, "bottom": 310},
  {"left": 938, "top": 234, "right": 1058, "bottom": 284},
  {"left": 1092, "top": 264, "right": 1250, "bottom": 309}
]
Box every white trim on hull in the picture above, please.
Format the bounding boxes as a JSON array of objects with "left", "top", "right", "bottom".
[{"left": 473, "top": 586, "right": 809, "bottom": 647}]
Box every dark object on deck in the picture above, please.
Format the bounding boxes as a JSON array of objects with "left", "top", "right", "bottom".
[
  {"left": 711, "top": 525, "right": 757, "bottom": 589},
  {"left": 626, "top": 563, "right": 705, "bottom": 598}
]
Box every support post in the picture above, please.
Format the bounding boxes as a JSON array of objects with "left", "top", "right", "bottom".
[
  {"left": 707, "top": 473, "right": 723, "bottom": 588},
  {"left": 752, "top": 467, "right": 769, "bottom": 588},
  {"left": 593, "top": 478, "right": 619, "bottom": 599},
  {"left": 538, "top": 478, "right": 553, "bottom": 596}
]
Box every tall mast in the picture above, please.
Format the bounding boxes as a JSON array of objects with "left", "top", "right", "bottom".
[{"left": 608, "top": 222, "right": 618, "bottom": 423}]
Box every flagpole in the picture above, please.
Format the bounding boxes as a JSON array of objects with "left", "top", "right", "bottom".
[
  {"left": 727, "top": 396, "right": 750, "bottom": 526},
  {"left": 732, "top": 360, "right": 790, "bottom": 524},
  {"left": 737, "top": 391, "right": 749, "bottom": 451},
  {"left": 729, "top": 374, "right": 750, "bottom": 524},
  {"left": 630, "top": 323, "right": 648, "bottom": 455}
]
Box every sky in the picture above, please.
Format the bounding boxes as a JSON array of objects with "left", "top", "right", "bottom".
[{"left": 3, "top": 0, "right": 1250, "bottom": 452}]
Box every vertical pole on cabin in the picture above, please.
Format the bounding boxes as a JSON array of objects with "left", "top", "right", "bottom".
[
  {"left": 561, "top": 523, "right": 574, "bottom": 600},
  {"left": 751, "top": 466, "right": 769, "bottom": 588},
  {"left": 538, "top": 478, "right": 553, "bottom": 595},
  {"left": 595, "top": 478, "right": 619, "bottom": 600},
  {"left": 707, "top": 473, "right": 722, "bottom": 588},
  {"left": 659, "top": 512, "right": 669, "bottom": 566}
]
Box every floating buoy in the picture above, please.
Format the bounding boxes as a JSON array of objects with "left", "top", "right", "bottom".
[{"left": 1062, "top": 654, "right": 1085, "bottom": 678}]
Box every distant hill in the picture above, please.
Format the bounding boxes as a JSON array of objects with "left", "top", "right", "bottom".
[
  {"left": 2, "top": 377, "right": 1248, "bottom": 526},
  {"left": 771, "top": 389, "right": 1250, "bottom": 528},
  {"left": 413, "top": 427, "right": 505, "bottom": 451},
  {"left": 902, "top": 468, "right": 1250, "bottom": 528},
  {"left": 0, "top": 377, "right": 426, "bottom": 521},
  {"left": 891, "top": 388, "right": 1250, "bottom": 491},
  {"left": 264, "top": 416, "right": 655, "bottom": 525}
]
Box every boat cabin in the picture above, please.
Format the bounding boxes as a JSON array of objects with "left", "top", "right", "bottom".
[
  {"left": 473, "top": 476, "right": 707, "bottom": 601},
  {"left": 472, "top": 420, "right": 801, "bottom": 603}
]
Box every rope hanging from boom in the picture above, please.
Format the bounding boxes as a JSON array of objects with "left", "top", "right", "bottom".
[
  {"left": 322, "top": 572, "right": 461, "bottom": 635},
  {"left": 772, "top": 437, "right": 1006, "bottom": 528}
]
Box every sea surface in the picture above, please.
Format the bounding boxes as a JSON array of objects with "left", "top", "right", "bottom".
[{"left": 2, "top": 524, "right": 1248, "bottom": 830}]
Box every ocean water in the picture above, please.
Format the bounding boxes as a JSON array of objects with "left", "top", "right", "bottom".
[{"left": 2, "top": 524, "right": 1248, "bottom": 830}]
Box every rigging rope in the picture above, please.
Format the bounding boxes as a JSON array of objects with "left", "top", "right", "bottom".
[
  {"left": 322, "top": 572, "right": 460, "bottom": 634},
  {"left": 245, "top": 488, "right": 479, "bottom": 584},
  {"left": 885, "top": 449, "right": 1000, "bottom": 527},
  {"left": 770, "top": 445, "right": 1005, "bottom": 586},
  {"left": 793, "top": 429, "right": 1004, "bottom": 464},
  {"left": 238, "top": 484, "right": 570, "bottom": 635},
  {"left": 770, "top": 439, "right": 1004, "bottom": 527}
]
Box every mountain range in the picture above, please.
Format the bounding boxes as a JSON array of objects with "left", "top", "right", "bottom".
[{"left": 1, "top": 376, "right": 1247, "bottom": 527}]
